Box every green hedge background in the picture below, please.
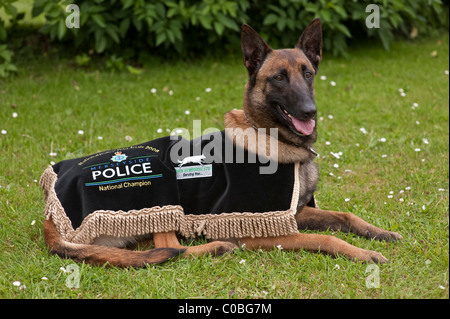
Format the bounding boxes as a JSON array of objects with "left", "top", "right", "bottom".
[{"left": 1, "top": 0, "right": 449, "bottom": 77}]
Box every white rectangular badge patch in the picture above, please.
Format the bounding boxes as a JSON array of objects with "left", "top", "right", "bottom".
[{"left": 175, "top": 165, "right": 212, "bottom": 180}]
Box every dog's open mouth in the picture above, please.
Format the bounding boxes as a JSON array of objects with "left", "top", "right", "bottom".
[{"left": 277, "top": 105, "right": 316, "bottom": 136}]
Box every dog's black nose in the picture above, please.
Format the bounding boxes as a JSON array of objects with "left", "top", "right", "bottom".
[{"left": 301, "top": 103, "right": 317, "bottom": 120}]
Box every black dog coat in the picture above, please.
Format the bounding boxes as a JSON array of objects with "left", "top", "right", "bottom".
[{"left": 40, "top": 131, "right": 310, "bottom": 244}]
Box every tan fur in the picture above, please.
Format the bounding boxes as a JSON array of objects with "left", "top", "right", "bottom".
[{"left": 223, "top": 109, "right": 315, "bottom": 164}]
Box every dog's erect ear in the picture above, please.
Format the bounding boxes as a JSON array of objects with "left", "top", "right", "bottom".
[
  {"left": 241, "top": 24, "right": 272, "bottom": 78},
  {"left": 296, "top": 18, "right": 322, "bottom": 72}
]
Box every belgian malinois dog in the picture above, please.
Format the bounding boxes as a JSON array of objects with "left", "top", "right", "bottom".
[{"left": 43, "top": 19, "right": 402, "bottom": 267}]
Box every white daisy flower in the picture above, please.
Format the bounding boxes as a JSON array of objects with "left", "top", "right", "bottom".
[
  {"left": 205, "top": 88, "right": 212, "bottom": 93},
  {"left": 330, "top": 152, "right": 340, "bottom": 159}
]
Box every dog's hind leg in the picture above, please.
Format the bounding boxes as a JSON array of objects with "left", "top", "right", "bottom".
[
  {"left": 44, "top": 217, "right": 184, "bottom": 268},
  {"left": 296, "top": 206, "right": 403, "bottom": 242},
  {"left": 153, "top": 232, "right": 237, "bottom": 257}
]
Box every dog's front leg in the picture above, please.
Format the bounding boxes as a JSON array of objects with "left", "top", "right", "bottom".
[
  {"left": 153, "top": 232, "right": 237, "bottom": 257},
  {"left": 239, "top": 233, "right": 388, "bottom": 263},
  {"left": 296, "top": 206, "right": 403, "bottom": 242}
]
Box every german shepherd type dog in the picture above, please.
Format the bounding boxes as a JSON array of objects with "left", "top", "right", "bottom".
[{"left": 43, "top": 19, "right": 402, "bottom": 267}]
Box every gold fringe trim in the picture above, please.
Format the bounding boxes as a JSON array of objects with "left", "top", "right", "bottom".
[
  {"left": 179, "top": 211, "right": 298, "bottom": 239},
  {"left": 40, "top": 162, "right": 300, "bottom": 243}
]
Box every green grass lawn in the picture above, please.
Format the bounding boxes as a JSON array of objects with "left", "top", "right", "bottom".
[{"left": 0, "top": 33, "right": 448, "bottom": 299}]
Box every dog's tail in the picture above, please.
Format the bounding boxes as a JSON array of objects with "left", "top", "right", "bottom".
[{"left": 43, "top": 217, "right": 185, "bottom": 268}]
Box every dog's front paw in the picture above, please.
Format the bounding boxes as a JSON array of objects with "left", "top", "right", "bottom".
[
  {"left": 373, "top": 230, "right": 403, "bottom": 242},
  {"left": 356, "top": 249, "right": 389, "bottom": 264}
]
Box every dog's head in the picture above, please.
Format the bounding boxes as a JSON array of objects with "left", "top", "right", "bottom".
[{"left": 241, "top": 19, "right": 322, "bottom": 145}]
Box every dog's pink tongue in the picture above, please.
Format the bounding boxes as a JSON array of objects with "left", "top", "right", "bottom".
[{"left": 291, "top": 118, "right": 315, "bottom": 135}]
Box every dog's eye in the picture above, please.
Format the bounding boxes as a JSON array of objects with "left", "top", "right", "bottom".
[
  {"left": 305, "top": 72, "right": 313, "bottom": 79},
  {"left": 274, "top": 75, "right": 283, "bottom": 81}
]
